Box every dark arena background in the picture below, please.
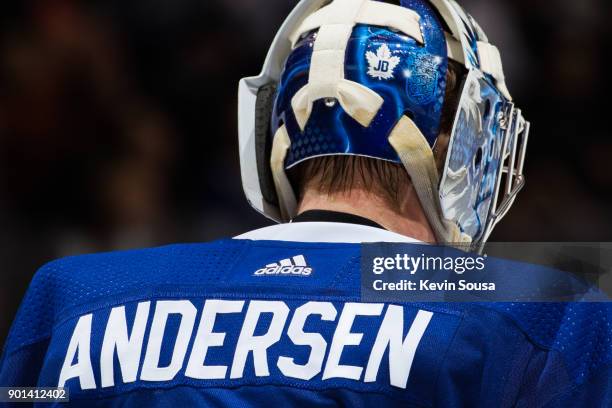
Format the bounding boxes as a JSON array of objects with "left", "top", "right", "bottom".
[{"left": 1, "top": 0, "right": 611, "bottom": 344}]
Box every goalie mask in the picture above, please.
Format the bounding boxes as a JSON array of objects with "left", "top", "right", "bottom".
[{"left": 238, "top": 0, "right": 530, "bottom": 252}]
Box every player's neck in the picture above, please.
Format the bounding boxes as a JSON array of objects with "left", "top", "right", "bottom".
[{"left": 297, "top": 186, "right": 436, "bottom": 243}]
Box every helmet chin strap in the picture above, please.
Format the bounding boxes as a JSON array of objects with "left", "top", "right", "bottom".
[
  {"left": 389, "top": 116, "right": 472, "bottom": 247},
  {"left": 270, "top": 125, "right": 298, "bottom": 222}
]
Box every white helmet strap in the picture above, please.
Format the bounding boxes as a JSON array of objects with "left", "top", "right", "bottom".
[
  {"left": 290, "top": 0, "right": 424, "bottom": 130},
  {"left": 389, "top": 116, "right": 472, "bottom": 245}
]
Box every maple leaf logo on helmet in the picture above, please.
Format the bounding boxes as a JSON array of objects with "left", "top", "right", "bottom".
[{"left": 366, "top": 44, "right": 401, "bottom": 80}]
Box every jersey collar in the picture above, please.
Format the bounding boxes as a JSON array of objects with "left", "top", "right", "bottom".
[
  {"left": 234, "top": 222, "right": 422, "bottom": 244},
  {"left": 291, "top": 210, "right": 385, "bottom": 230}
]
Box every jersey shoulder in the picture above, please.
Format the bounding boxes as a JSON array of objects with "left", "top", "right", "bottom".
[
  {"left": 3, "top": 239, "right": 247, "bottom": 354},
  {"left": 31, "top": 239, "right": 245, "bottom": 299}
]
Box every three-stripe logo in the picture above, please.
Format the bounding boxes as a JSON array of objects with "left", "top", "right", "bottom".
[{"left": 253, "top": 255, "right": 313, "bottom": 277}]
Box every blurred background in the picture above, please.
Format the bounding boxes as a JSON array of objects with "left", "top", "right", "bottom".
[{"left": 1, "top": 0, "right": 611, "bottom": 344}]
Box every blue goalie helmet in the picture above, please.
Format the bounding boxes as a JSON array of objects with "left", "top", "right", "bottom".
[{"left": 238, "top": 0, "right": 530, "bottom": 251}]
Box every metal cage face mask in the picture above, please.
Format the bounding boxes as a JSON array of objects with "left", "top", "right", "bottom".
[{"left": 439, "top": 70, "right": 529, "bottom": 250}]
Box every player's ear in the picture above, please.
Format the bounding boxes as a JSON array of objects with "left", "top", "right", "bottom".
[{"left": 433, "top": 133, "right": 451, "bottom": 175}]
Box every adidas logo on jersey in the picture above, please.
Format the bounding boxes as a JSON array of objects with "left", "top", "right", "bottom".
[{"left": 254, "top": 255, "right": 313, "bottom": 277}]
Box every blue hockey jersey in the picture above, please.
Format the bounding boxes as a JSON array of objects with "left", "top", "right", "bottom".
[{"left": 1, "top": 222, "right": 611, "bottom": 407}]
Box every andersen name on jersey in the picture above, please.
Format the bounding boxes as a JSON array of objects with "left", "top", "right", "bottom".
[
  {"left": 58, "top": 299, "right": 432, "bottom": 390},
  {"left": 1, "top": 238, "right": 611, "bottom": 408}
]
